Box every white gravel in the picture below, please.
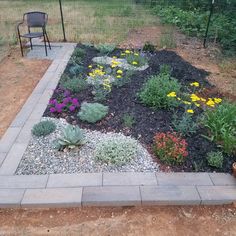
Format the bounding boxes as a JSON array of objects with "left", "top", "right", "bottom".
[{"left": 15, "top": 118, "right": 159, "bottom": 175}]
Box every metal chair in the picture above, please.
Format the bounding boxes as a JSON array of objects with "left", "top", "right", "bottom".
[{"left": 17, "top": 11, "right": 51, "bottom": 57}]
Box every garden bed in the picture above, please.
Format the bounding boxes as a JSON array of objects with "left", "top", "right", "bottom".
[{"left": 16, "top": 44, "right": 236, "bottom": 174}]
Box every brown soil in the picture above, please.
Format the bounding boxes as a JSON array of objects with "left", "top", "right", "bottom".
[
  {"left": 120, "top": 26, "right": 236, "bottom": 101},
  {"left": 0, "top": 47, "right": 51, "bottom": 138},
  {"left": 0, "top": 206, "right": 236, "bottom": 235}
]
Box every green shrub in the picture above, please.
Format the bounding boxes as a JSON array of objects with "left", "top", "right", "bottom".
[
  {"left": 122, "top": 113, "right": 135, "bottom": 128},
  {"left": 95, "top": 136, "right": 137, "bottom": 165},
  {"left": 126, "top": 52, "right": 148, "bottom": 67},
  {"left": 73, "top": 48, "right": 85, "bottom": 58},
  {"left": 32, "top": 120, "right": 56, "bottom": 137},
  {"left": 172, "top": 113, "right": 198, "bottom": 136},
  {"left": 202, "top": 102, "right": 236, "bottom": 154},
  {"left": 138, "top": 71, "right": 181, "bottom": 109},
  {"left": 95, "top": 44, "right": 116, "bottom": 55},
  {"left": 54, "top": 124, "right": 85, "bottom": 150},
  {"left": 61, "top": 77, "right": 88, "bottom": 93},
  {"left": 78, "top": 102, "right": 109, "bottom": 123},
  {"left": 69, "top": 64, "right": 84, "bottom": 76},
  {"left": 143, "top": 42, "right": 156, "bottom": 52},
  {"left": 207, "top": 151, "right": 224, "bottom": 169}
]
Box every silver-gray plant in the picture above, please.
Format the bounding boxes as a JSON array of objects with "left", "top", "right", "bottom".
[
  {"left": 55, "top": 124, "right": 85, "bottom": 150},
  {"left": 95, "top": 136, "right": 137, "bottom": 165}
]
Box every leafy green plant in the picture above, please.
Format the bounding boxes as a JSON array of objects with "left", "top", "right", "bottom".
[
  {"left": 172, "top": 113, "right": 198, "bottom": 136},
  {"left": 32, "top": 120, "right": 56, "bottom": 137},
  {"left": 126, "top": 52, "right": 148, "bottom": 67},
  {"left": 95, "top": 136, "right": 137, "bottom": 165},
  {"left": 61, "top": 77, "right": 88, "bottom": 93},
  {"left": 69, "top": 64, "right": 84, "bottom": 76},
  {"left": 207, "top": 151, "right": 224, "bottom": 169},
  {"left": 202, "top": 102, "right": 236, "bottom": 154},
  {"left": 54, "top": 124, "right": 85, "bottom": 150},
  {"left": 138, "top": 71, "right": 181, "bottom": 109},
  {"left": 95, "top": 44, "right": 116, "bottom": 55},
  {"left": 143, "top": 42, "right": 156, "bottom": 52},
  {"left": 122, "top": 113, "right": 135, "bottom": 128},
  {"left": 153, "top": 132, "right": 188, "bottom": 165},
  {"left": 78, "top": 102, "right": 108, "bottom": 123},
  {"left": 73, "top": 48, "right": 86, "bottom": 58}
]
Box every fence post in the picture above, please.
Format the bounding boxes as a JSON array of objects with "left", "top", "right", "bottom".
[
  {"left": 203, "top": 0, "right": 214, "bottom": 48},
  {"left": 59, "top": 0, "right": 66, "bottom": 42}
]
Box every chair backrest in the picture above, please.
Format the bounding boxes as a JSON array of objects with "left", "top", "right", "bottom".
[{"left": 24, "top": 12, "right": 48, "bottom": 28}]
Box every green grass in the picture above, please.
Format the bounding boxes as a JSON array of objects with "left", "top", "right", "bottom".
[{"left": 0, "top": 0, "right": 160, "bottom": 60}]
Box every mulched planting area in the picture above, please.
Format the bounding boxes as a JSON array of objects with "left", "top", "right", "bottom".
[{"left": 44, "top": 44, "right": 235, "bottom": 173}]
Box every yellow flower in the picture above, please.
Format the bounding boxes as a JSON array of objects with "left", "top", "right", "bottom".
[
  {"left": 190, "top": 94, "right": 201, "bottom": 102},
  {"left": 177, "top": 97, "right": 181, "bottom": 101},
  {"left": 88, "top": 65, "right": 92, "bottom": 68},
  {"left": 167, "top": 92, "right": 177, "bottom": 97},
  {"left": 132, "top": 61, "right": 138, "bottom": 65},
  {"left": 99, "top": 65, "right": 103, "bottom": 69},
  {"left": 194, "top": 103, "right": 200, "bottom": 107},
  {"left": 88, "top": 72, "right": 93, "bottom": 76},
  {"left": 187, "top": 109, "right": 194, "bottom": 114},
  {"left": 117, "top": 69, "right": 123, "bottom": 74},
  {"left": 116, "top": 75, "right": 122, "bottom": 78},
  {"left": 206, "top": 98, "right": 215, "bottom": 107},
  {"left": 200, "top": 97, "right": 206, "bottom": 102},
  {"left": 183, "top": 101, "right": 191, "bottom": 105},
  {"left": 134, "top": 53, "right": 139, "bottom": 56},
  {"left": 190, "top": 82, "right": 200, "bottom": 87},
  {"left": 125, "top": 50, "right": 131, "bottom": 54},
  {"left": 112, "top": 56, "right": 117, "bottom": 59},
  {"left": 111, "top": 64, "right": 117, "bottom": 68},
  {"left": 214, "top": 98, "right": 222, "bottom": 104},
  {"left": 120, "top": 53, "right": 126, "bottom": 56}
]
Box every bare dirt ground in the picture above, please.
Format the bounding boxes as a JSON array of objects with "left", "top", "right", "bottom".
[
  {"left": 0, "top": 48, "right": 51, "bottom": 137},
  {"left": 0, "top": 206, "right": 236, "bottom": 236}
]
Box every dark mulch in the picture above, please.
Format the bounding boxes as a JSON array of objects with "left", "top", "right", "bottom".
[{"left": 44, "top": 44, "right": 235, "bottom": 173}]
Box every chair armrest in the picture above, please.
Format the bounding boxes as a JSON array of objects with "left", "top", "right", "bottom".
[{"left": 16, "top": 21, "right": 24, "bottom": 33}]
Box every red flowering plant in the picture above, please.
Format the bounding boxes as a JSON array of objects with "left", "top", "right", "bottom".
[{"left": 153, "top": 132, "right": 188, "bottom": 165}]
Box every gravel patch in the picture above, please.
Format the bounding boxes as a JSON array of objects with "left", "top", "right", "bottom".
[
  {"left": 92, "top": 56, "right": 149, "bottom": 71},
  {"left": 16, "top": 118, "right": 159, "bottom": 175}
]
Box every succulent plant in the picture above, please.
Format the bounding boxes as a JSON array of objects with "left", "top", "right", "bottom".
[{"left": 55, "top": 124, "right": 85, "bottom": 150}]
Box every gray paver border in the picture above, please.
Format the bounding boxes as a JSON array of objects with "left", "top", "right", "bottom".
[{"left": 0, "top": 42, "right": 235, "bottom": 208}]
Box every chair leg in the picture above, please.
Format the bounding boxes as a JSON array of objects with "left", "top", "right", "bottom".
[
  {"left": 43, "top": 33, "right": 48, "bottom": 56},
  {"left": 45, "top": 31, "right": 51, "bottom": 50},
  {"left": 19, "top": 36, "right": 24, "bottom": 57},
  {"left": 29, "top": 38, "right": 33, "bottom": 50}
]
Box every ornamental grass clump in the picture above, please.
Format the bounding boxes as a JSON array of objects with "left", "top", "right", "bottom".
[
  {"left": 32, "top": 120, "right": 56, "bottom": 137},
  {"left": 139, "top": 70, "right": 181, "bottom": 109},
  {"left": 95, "top": 136, "right": 138, "bottom": 165},
  {"left": 153, "top": 132, "right": 188, "bottom": 165},
  {"left": 78, "top": 102, "right": 108, "bottom": 123},
  {"left": 202, "top": 102, "right": 236, "bottom": 155},
  {"left": 95, "top": 44, "right": 116, "bottom": 55}
]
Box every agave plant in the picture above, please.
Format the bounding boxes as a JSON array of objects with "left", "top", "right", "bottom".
[{"left": 54, "top": 124, "right": 85, "bottom": 150}]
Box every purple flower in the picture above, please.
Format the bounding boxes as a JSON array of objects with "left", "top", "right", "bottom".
[
  {"left": 64, "top": 90, "right": 71, "bottom": 97},
  {"left": 63, "top": 97, "right": 70, "bottom": 104},
  {"left": 55, "top": 103, "right": 64, "bottom": 110},
  {"left": 72, "top": 98, "right": 79, "bottom": 106},
  {"left": 50, "top": 107, "right": 56, "bottom": 113},
  {"left": 69, "top": 105, "right": 76, "bottom": 111},
  {"left": 49, "top": 99, "right": 57, "bottom": 105}
]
